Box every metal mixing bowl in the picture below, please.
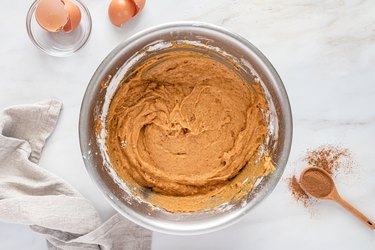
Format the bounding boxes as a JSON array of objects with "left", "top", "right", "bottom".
[{"left": 79, "top": 22, "right": 293, "bottom": 235}]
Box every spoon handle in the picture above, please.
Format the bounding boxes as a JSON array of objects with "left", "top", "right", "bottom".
[{"left": 335, "top": 195, "right": 375, "bottom": 229}]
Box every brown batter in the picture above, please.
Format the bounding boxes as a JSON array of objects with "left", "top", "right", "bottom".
[{"left": 105, "top": 48, "right": 274, "bottom": 212}]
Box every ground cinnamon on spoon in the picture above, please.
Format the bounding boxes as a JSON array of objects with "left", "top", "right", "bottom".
[
  {"left": 300, "top": 169, "right": 333, "bottom": 198},
  {"left": 289, "top": 145, "right": 353, "bottom": 207}
]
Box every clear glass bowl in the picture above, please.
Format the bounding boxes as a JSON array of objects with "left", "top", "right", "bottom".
[
  {"left": 26, "top": 0, "right": 92, "bottom": 57},
  {"left": 79, "top": 22, "right": 293, "bottom": 235}
]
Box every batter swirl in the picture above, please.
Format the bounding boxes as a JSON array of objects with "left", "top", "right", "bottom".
[{"left": 105, "top": 49, "right": 273, "bottom": 212}]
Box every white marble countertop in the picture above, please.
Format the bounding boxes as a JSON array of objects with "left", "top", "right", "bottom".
[{"left": 1, "top": 0, "right": 375, "bottom": 249}]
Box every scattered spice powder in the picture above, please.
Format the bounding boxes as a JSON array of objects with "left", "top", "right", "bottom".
[
  {"left": 289, "top": 145, "right": 353, "bottom": 207},
  {"left": 305, "top": 147, "right": 351, "bottom": 175},
  {"left": 289, "top": 176, "right": 310, "bottom": 206}
]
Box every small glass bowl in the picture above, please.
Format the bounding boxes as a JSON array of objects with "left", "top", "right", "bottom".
[{"left": 26, "top": 0, "right": 92, "bottom": 57}]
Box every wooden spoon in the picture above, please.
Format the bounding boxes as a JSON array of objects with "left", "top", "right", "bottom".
[{"left": 299, "top": 167, "right": 375, "bottom": 229}]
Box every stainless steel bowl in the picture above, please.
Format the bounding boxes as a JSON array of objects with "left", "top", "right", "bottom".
[{"left": 79, "top": 22, "right": 293, "bottom": 235}]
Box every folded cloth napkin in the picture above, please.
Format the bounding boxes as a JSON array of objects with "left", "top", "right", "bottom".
[{"left": 0, "top": 100, "right": 152, "bottom": 250}]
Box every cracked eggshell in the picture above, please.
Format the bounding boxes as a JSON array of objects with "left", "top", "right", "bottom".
[
  {"left": 133, "top": 0, "right": 146, "bottom": 15},
  {"left": 62, "top": 0, "right": 82, "bottom": 33},
  {"left": 35, "top": 0, "right": 69, "bottom": 32},
  {"left": 108, "top": 0, "right": 146, "bottom": 27}
]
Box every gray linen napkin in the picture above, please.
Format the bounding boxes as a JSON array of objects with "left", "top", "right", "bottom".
[{"left": 0, "top": 99, "right": 152, "bottom": 250}]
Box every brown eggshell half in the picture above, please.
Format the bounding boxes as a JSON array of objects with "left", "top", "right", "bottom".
[
  {"left": 62, "top": 0, "right": 82, "bottom": 33},
  {"left": 35, "top": 0, "right": 69, "bottom": 32},
  {"left": 108, "top": 0, "right": 136, "bottom": 27},
  {"left": 132, "top": 0, "right": 146, "bottom": 15}
]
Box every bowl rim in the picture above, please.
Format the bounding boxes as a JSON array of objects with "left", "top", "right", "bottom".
[{"left": 79, "top": 21, "right": 293, "bottom": 235}]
